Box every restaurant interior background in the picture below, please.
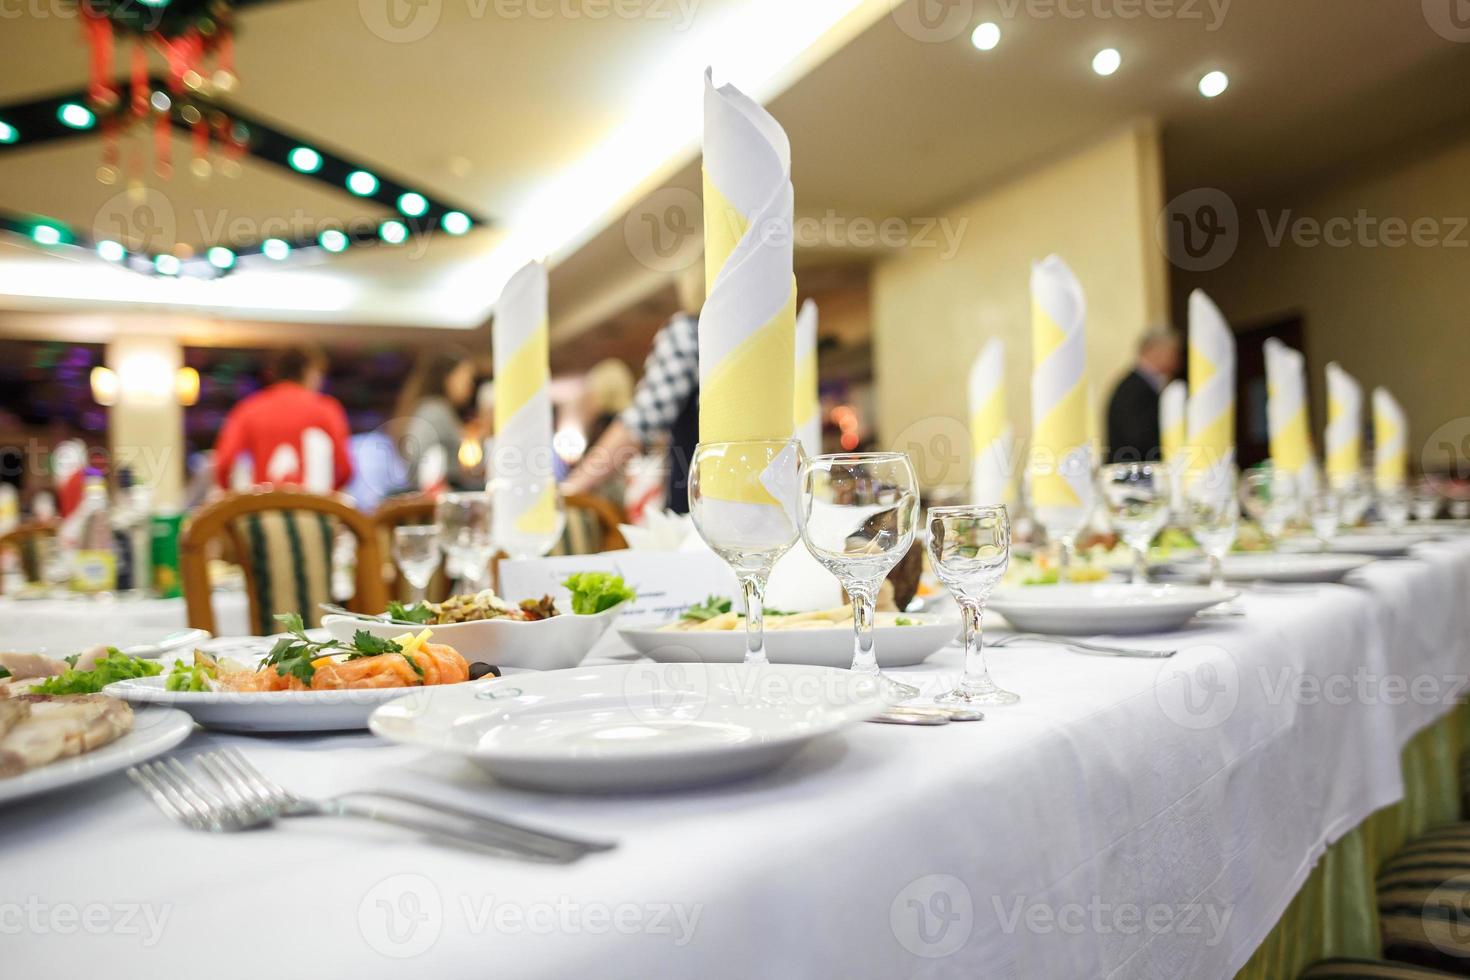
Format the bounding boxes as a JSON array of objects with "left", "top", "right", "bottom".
[{"left": 1, "top": 0, "right": 1466, "bottom": 507}]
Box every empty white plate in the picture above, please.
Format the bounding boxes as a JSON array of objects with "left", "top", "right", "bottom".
[
  {"left": 988, "top": 583, "right": 1237, "bottom": 636},
  {"left": 1164, "top": 552, "right": 1375, "bottom": 584},
  {"left": 618, "top": 615, "right": 953, "bottom": 669},
  {"left": 1279, "top": 534, "right": 1414, "bottom": 558},
  {"left": 369, "top": 663, "right": 884, "bottom": 793}
]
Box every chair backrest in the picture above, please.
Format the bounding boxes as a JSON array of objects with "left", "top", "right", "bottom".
[
  {"left": 549, "top": 493, "right": 629, "bottom": 556},
  {"left": 0, "top": 521, "right": 56, "bottom": 595},
  {"left": 180, "top": 489, "right": 387, "bottom": 636},
  {"left": 371, "top": 493, "right": 449, "bottom": 602}
]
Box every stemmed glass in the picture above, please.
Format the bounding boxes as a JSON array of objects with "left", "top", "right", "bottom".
[
  {"left": 689, "top": 439, "right": 805, "bottom": 666},
  {"left": 488, "top": 477, "right": 568, "bottom": 560},
  {"left": 1412, "top": 481, "right": 1442, "bottom": 523},
  {"left": 1307, "top": 489, "right": 1340, "bottom": 552},
  {"left": 1031, "top": 456, "right": 1096, "bottom": 583},
  {"left": 1241, "top": 469, "right": 1299, "bottom": 549},
  {"left": 927, "top": 505, "right": 1016, "bottom": 705},
  {"left": 435, "top": 491, "right": 495, "bottom": 593},
  {"left": 1379, "top": 486, "right": 1410, "bottom": 532},
  {"left": 799, "top": 452, "right": 920, "bottom": 699},
  {"left": 1100, "top": 462, "right": 1167, "bottom": 584},
  {"left": 1332, "top": 471, "right": 1372, "bottom": 529},
  {"left": 1186, "top": 465, "right": 1240, "bottom": 592},
  {"left": 391, "top": 525, "right": 441, "bottom": 603}
]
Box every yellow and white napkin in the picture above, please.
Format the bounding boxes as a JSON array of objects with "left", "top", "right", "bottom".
[
  {"left": 1185, "top": 290, "right": 1235, "bottom": 486},
  {"left": 1264, "top": 338, "right": 1315, "bottom": 491},
  {"left": 793, "top": 299, "right": 821, "bottom": 458},
  {"left": 1373, "top": 387, "right": 1408, "bottom": 491},
  {"left": 969, "top": 337, "right": 1012, "bottom": 507},
  {"left": 1160, "top": 380, "right": 1187, "bottom": 471},
  {"left": 1028, "top": 255, "right": 1093, "bottom": 520},
  {"left": 697, "top": 70, "right": 799, "bottom": 524},
  {"left": 1324, "top": 362, "right": 1362, "bottom": 483},
  {"left": 491, "top": 260, "right": 559, "bottom": 541}
]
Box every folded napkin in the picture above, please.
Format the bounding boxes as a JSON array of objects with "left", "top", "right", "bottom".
[
  {"left": 1264, "top": 338, "right": 1316, "bottom": 491},
  {"left": 1028, "top": 255, "right": 1093, "bottom": 517},
  {"left": 794, "top": 299, "right": 821, "bottom": 458},
  {"left": 1373, "top": 387, "right": 1408, "bottom": 491},
  {"left": 491, "top": 260, "right": 559, "bottom": 540},
  {"left": 1160, "top": 379, "right": 1187, "bottom": 472},
  {"left": 1186, "top": 290, "right": 1235, "bottom": 485},
  {"left": 619, "top": 509, "right": 694, "bottom": 551},
  {"left": 1324, "top": 362, "right": 1363, "bottom": 483},
  {"left": 969, "top": 337, "right": 1013, "bottom": 507}
]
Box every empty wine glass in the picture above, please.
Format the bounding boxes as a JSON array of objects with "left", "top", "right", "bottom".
[
  {"left": 488, "top": 477, "right": 567, "bottom": 559},
  {"left": 1101, "top": 462, "right": 1167, "bottom": 584},
  {"left": 1331, "top": 471, "right": 1372, "bottom": 529},
  {"left": 689, "top": 439, "right": 804, "bottom": 666},
  {"left": 1412, "top": 481, "right": 1441, "bottom": 522},
  {"left": 1307, "top": 489, "right": 1340, "bottom": 552},
  {"left": 800, "top": 452, "right": 920, "bottom": 699},
  {"left": 1031, "top": 454, "right": 1096, "bottom": 583},
  {"left": 1186, "top": 465, "right": 1239, "bottom": 592},
  {"left": 392, "top": 524, "right": 441, "bottom": 602},
  {"left": 927, "top": 505, "right": 1016, "bottom": 705},
  {"left": 1379, "top": 486, "right": 1410, "bottom": 532},
  {"left": 1241, "top": 469, "right": 1299, "bottom": 548},
  {"left": 436, "top": 491, "right": 495, "bottom": 593}
]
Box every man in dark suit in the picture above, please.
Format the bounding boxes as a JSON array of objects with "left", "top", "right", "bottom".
[{"left": 1105, "top": 329, "right": 1182, "bottom": 463}]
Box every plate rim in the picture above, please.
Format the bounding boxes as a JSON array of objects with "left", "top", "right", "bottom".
[{"left": 0, "top": 706, "right": 193, "bottom": 806}]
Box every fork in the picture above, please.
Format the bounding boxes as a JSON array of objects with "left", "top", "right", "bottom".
[
  {"left": 987, "top": 633, "right": 1177, "bottom": 658},
  {"left": 129, "top": 748, "right": 612, "bottom": 862}
]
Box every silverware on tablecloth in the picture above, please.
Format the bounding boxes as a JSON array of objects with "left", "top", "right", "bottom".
[
  {"left": 867, "top": 705, "right": 985, "bottom": 726},
  {"left": 988, "top": 633, "right": 1177, "bottom": 659},
  {"left": 317, "top": 602, "right": 426, "bottom": 628},
  {"left": 128, "top": 747, "right": 613, "bottom": 862}
]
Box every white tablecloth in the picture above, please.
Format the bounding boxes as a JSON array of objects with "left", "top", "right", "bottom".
[
  {"left": 0, "top": 591, "right": 251, "bottom": 653},
  {"left": 7, "top": 540, "right": 1470, "bottom": 980}
]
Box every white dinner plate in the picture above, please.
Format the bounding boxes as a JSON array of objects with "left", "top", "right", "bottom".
[
  {"left": 369, "top": 663, "right": 884, "bottom": 793},
  {"left": 1279, "top": 534, "right": 1415, "bottom": 558},
  {"left": 322, "top": 602, "right": 628, "bottom": 672},
  {"left": 0, "top": 626, "right": 210, "bottom": 661},
  {"left": 1164, "top": 552, "right": 1376, "bottom": 584},
  {"left": 988, "top": 583, "right": 1238, "bottom": 636},
  {"left": 0, "top": 707, "right": 193, "bottom": 807},
  {"left": 618, "top": 614, "right": 953, "bottom": 668}
]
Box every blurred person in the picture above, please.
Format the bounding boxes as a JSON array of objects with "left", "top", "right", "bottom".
[
  {"left": 563, "top": 263, "right": 703, "bottom": 514},
  {"left": 343, "top": 431, "right": 410, "bottom": 510},
  {"left": 213, "top": 346, "right": 353, "bottom": 490},
  {"left": 574, "top": 358, "right": 636, "bottom": 505},
  {"left": 1105, "top": 328, "right": 1182, "bottom": 464},
  {"left": 394, "top": 351, "right": 476, "bottom": 491}
]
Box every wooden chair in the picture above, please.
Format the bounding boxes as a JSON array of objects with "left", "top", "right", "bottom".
[
  {"left": 552, "top": 493, "right": 629, "bottom": 555},
  {"left": 372, "top": 493, "right": 449, "bottom": 602},
  {"left": 0, "top": 520, "right": 56, "bottom": 595},
  {"left": 180, "top": 489, "right": 387, "bottom": 636}
]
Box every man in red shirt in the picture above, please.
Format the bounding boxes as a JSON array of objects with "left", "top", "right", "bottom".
[{"left": 213, "top": 347, "right": 353, "bottom": 491}]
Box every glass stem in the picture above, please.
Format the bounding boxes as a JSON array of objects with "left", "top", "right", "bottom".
[
  {"left": 739, "top": 573, "right": 769, "bottom": 666},
  {"left": 1208, "top": 552, "right": 1225, "bottom": 591},
  {"left": 1131, "top": 545, "right": 1148, "bottom": 585},
  {"left": 849, "top": 583, "right": 879, "bottom": 675},
  {"left": 1058, "top": 535, "right": 1077, "bottom": 583},
  {"left": 959, "top": 599, "right": 993, "bottom": 693}
]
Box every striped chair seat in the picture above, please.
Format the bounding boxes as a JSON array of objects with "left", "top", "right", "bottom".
[
  {"left": 230, "top": 509, "right": 340, "bottom": 635},
  {"left": 547, "top": 504, "right": 607, "bottom": 557},
  {"left": 1301, "top": 958, "right": 1465, "bottom": 979},
  {"left": 1377, "top": 823, "right": 1470, "bottom": 975}
]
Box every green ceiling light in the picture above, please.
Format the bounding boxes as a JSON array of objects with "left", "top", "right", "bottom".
[
  {"left": 346, "top": 170, "right": 378, "bottom": 196},
  {"left": 319, "top": 229, "right": 349, "bottom": 253},
  {"left": 57, "top": 102, "right": 95, "bottom": 130},
  {"left": 96, "top": 240, "right": 126, "bottom": 263},
  {"left": 154, "top": 254, "right": 181, "bottom": 276},
  {"left": 262, "top": 238, "right": 291, "bottom": 261},
  {"left": 207, "top": 246, "right": 236, "bottom": 270},
  {"left": 396, "top": 192, "right": 428, "bottom": 217},
  {"left": 288, "top": 146, "right": 322, "bottom": 174},
  {"left": 0, "top": 121, "right": 17, "bottom": 144},
  {"left": 379, "top": 220, "right": 408, "bottom": 245},
  {"left": 30, "top": 223, "right": 64, "bottom": 246},
  {"left": 440, "top": 211, "right": 471, "bottom": 235}
]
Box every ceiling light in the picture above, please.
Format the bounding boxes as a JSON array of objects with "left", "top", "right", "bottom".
[
  {"left": 96, "top": 240, "right": 126, "bottom": 263},
  {"left": 0, "top": 121, "right": 16, "bottom": 144},
  {"left": 319, "top": 229, "right": 349, "bottom": 253},
  {"left": 379, "top": 220, "right": 408, "bottom": 245},
  {"left": 971, "top": 22, "right": 1001, "bottom": 51},
  {"left": 397, "top": 192, "right": 428, "bottom": 217},
  {"left": 1092, "top": 48, "right": 1121, "bottom": 76},
  {"left": 346, "top": 170, "right": 379, "bottom": 196},
  {"left": 440, "top": 211, "right": 471, "bottom": 236},
  {"left": 288, "top": 146, "right": 322, "bottom": 173},
  {"left": 150, "top": 91, "right": 172, "bottom": 113},
  {"left": 57, "top": 103, "right": 95, "bottom": 129},
  {"left": 31, "top": 224, "right": 63, "bottom": 246},
  {"left": 1199, "top": 70, "right": 1229, "bottom": 98},
  {"left": 262, "top": 238, "right": 291, "bottom": 261},
  {"left": 154, "top": 254, "right": 181, "bottom": 276},
  {"left": 207, "top": 246, "right": 236, "bottom": 270}
]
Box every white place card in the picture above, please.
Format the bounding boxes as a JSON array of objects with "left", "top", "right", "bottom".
[{"left": 496, "top": 551, "right": 738, "bottom": 627}]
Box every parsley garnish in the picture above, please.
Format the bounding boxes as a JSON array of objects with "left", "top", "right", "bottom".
[
  {"left": 0, "top": 666, "right": 10, "bottom": 680},
  {"left": 682, "top": 595, "right": 733, "bottom": 621},
  {"left": 387, "top": 600, "right": 436, "bottom": 625},
  {"left": 262, "top": 614, "right": 409, "bottom": 686}
]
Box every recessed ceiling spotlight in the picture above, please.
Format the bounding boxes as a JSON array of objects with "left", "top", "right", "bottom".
[
  {"left": 57, "top": 102, "right": 94, "bottom": 130},
  {"left": 397, "top": 192, "right": 429, "bottom": 218},
  {"left": 96, "top": 240, "right": 126, "bottom": 263},
  {"left": 971, "top": 21, "right": 1001, "bottom": 51},
  {"left": 207, "top": 246, "right": 236, "bottom": 270},
  {"left": 1199, "top": 70, "right": 1229, "bottom": 98},
  {"left": 154, "top": 254, "right": 181, "bottom": 276},
  {"left": 0, "top": 120, "right": 17, "bottom": 144},
  {"left": 1092, "top": 48, "right": 1121, "bottom": 76},
  {"left": 319, "top": 229, "right": 349, "bottom": 253},
  {"left": 346, "top": 170, "right": 379, "bottom": 196},
  {"left": 379, "top": 220, "right": 409, "bottom": 245},
  {"left": 288, "top": 146, "right": 322, "bottom": 173},
  {"left": 262, "top": 238, "right": 291, "bottom": 261},
  {"left": 31, "top": 224, "right": 63, "bottom": 246},
  {"left": 440, "top": 211, "right": 472, "bottom": 236}
]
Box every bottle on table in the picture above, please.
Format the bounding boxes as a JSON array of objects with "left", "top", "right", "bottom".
[{"left": 71, "top": 470, "right": 116, "bottom": 593}]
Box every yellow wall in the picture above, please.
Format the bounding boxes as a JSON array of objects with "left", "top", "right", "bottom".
[
  {"left": 1173, "top": 127, "right": 1470, "bottom": 471},
  {"left": 871, "top": 122, "right": 1169, "bottom": 489}
]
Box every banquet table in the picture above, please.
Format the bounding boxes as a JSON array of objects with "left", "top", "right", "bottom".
[
  {"left": 0, "top": 590, "right": 251, "bottom": 653},
  {"left": 7, "top": 538, "right": 1470, "bottom": 980}
]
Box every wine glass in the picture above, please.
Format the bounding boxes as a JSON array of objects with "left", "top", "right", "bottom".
[
  {"left": 1331, "top": 471, "right": 1372, "bottom": 529},
  {"left": 1241, "top": 469, "right": 1299, "bottom": 549},
  {"left": 392, "top": 524, "right": 441, "bottom": 602},
  {"left": 1379, "top": 486, "right": 1410, "bottom": 532},
  {"left": 1307, "top": 489, "right": 1340, "bottom": 552},
  {"left": 1412, "top": 481, "right": 1441, "bottom": 522},
  {"left": 799, "top": 452, "right": 920, "bottom": 699},
  {"left": 927, "top": 505, "right": 1016, "bottom": 705},
  {"left": 488, "top": 477, "right": 567, "bottom": 559},
  {"left": 1030, "top": 454, "right": 1096, "bottom": 583},
  {"left": 689, "top": 439, "right": 804, "bottom": 666},
  {"left": 436, "top": 491, "right": 495, "bottom": 593},
  {"left": 1100, "top": 462, "right": 1167, "bottom": 584},
  {"left": 1186, "top": 465, "right": 1239, "bottom": 592}
]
